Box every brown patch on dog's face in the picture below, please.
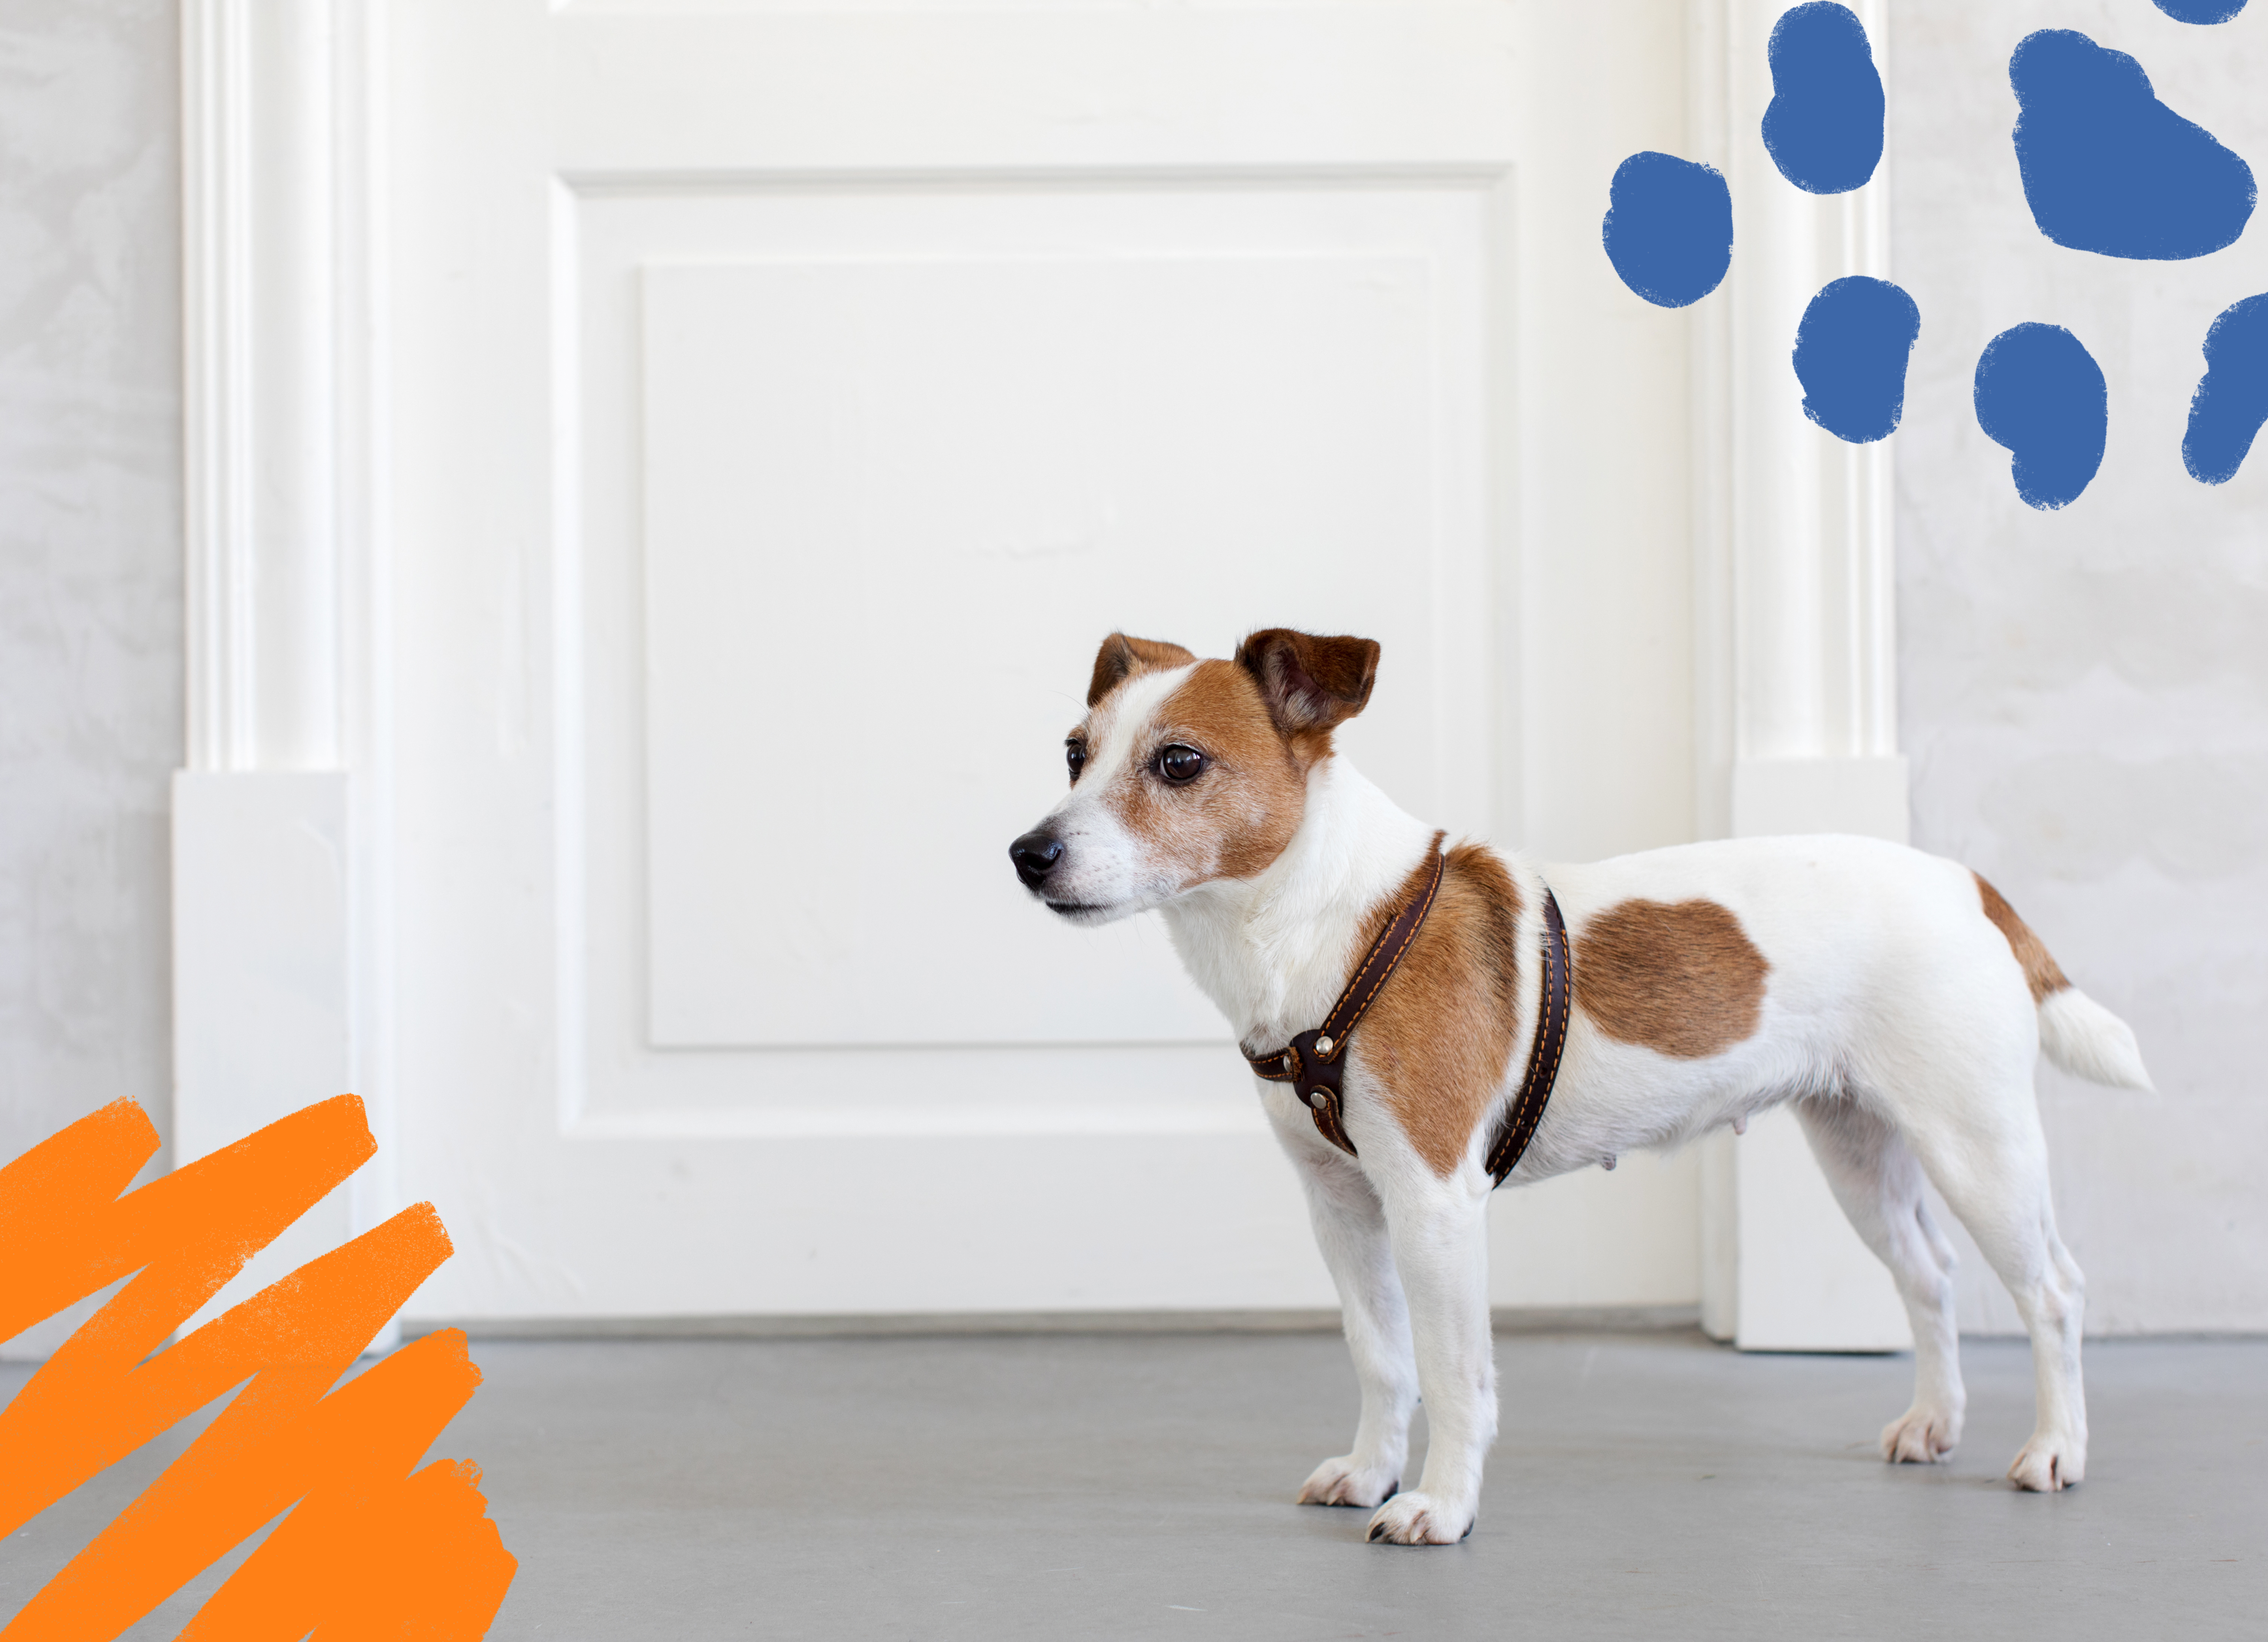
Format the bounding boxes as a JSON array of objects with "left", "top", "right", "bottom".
[
  {"left": 1974, "top": 873, "right": 2071, "bottom": 1004},
  {"left": 1355, "top": 843, "right": 1525, "bottom": 1177},
  {"left": 1574, "top": 898, "right": 1769, "bottom": 1059},
  {"left": 1087, "top": 633, "right": 1198, "bottom": 708},
  {"left": 1095, "top": 658, "right": 1309, "bottom": 885}
]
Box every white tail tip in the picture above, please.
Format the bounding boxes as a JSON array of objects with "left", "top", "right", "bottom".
[{"left": 2038, "top": 988, "right": 2153, "bottom": 1091}]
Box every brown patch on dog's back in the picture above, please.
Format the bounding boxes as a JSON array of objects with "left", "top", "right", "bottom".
[
  {"left": 1355, "top": 843, "right": 1524, "bottom": 1177},
  {"left": 1974, "top": 873, "right": 2070, "bottom": 1004},
  {"left": 1574, "top": 899, "right": 1769, "bottom": 1059}
]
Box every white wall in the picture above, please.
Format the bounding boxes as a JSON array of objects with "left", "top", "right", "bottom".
[
  {"left": 0, "top": 0, "right": 180, "bottom": 1167},
  {"left": 1893, "top": 0, "right": 2268, "bottom": 1332},
  {"left": 0, "top": 0, "right": 179, "bottom": 1360}
]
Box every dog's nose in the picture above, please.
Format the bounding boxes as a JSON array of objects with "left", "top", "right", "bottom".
[{"left": 1009, "top": 830, "right": 1065, "bottom": 890}]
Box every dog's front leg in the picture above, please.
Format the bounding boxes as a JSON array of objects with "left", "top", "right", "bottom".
[
  {"left": 1366, "top": 1173, "right": 1495, "bottom": 1545},
  {"left": 1288, "top": 1145, "right": 1418, "bottom": 1510}
]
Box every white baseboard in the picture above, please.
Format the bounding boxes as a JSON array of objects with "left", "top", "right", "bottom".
[{"left": 171, "top": 770, "right": 374, "bottom": 1343}]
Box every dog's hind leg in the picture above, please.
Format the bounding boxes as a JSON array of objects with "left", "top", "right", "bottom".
[
  {"left": 1795, "top": 1096, "right": 1965, "bottom": 1464},
  {"left": 1902, "top": 1096, "right": 2088, "bottom": 1491},
  {"left": 1287, "top": 1146, "right": 1418, "bottom": 1510}
]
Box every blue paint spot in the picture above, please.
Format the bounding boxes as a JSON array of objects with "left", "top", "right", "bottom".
[
  {"left": 2010, "top": 29, "right": 2256, "bottom": 260},
  {"left": 1974, "top": 324, "right": 2108, "bottom": 510},
  {"left": 1792, "top": 277, "right": 1921, "bottom": 443},
  {"left": 1761, "top": 3, "right": 1885, "bottom": 195},
  {"left": 2155, "top": 0, "right": 2247, "bottom": 22},
  {"left": 2184, "top": 292, "right": 2268, "bottom": 483},
  {"left": 1601, "top": 152, "right": 1734, "bottom": 308}
]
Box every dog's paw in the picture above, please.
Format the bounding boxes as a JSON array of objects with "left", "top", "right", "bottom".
[
  {"left": 1297, "top": 1455, "right": 1400, "bottom": 1509},
  {"left": 1879, "top": 1404, "right": 1961, "bottom": 1464},
  {"left": 2008, "top": 1432, "right": 2085, "bottom": 1492},
  {"left": 1364, "top": 1491, "right": 1473, "bottom": 1546}
]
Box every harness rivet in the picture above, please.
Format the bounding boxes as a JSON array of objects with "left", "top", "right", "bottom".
[{"left": 1316, "top": 1035, "right": 1334, "bottom": 1055}]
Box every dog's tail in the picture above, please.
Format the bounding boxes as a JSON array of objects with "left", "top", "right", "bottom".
[
  {"left": 1975, "top": 872, "right": 2153, "bottom": 1091},
  {"left": 2038, "top": 988, "right": 2153, "bottom": 1091}
]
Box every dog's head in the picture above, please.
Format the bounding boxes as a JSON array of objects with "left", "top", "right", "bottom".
[{"left": 1007, "top": 628, "right": 1380, "bottom": 923}]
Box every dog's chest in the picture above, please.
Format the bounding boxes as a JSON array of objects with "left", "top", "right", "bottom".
[{"left": 1163, "top": 906, "right": 1354, "bottom": 1053}]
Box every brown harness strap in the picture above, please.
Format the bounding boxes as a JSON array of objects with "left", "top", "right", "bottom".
[
  {"left": 1245, "top": 835, "right": 1447, "bottom": 1157},
  {"left": 1484, "top": 887, "right": 1570, "bottom": 1186},
  {"left": 1243, "top": 841, "right": 1572, "bottom": 1181}
]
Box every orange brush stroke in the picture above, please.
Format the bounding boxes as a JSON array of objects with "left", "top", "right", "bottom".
[{"left": 0, "top": 1096, "right": 517, "bottom": 1639}]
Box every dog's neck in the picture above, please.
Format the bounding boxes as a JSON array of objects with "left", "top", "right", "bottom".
[{"left": 1157, "top": 754, "right": 1439, "bottom": 1052}]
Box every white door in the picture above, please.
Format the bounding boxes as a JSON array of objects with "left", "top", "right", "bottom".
[{"left": 370, "top": 1, "right": 1706, "bottom": 1322}]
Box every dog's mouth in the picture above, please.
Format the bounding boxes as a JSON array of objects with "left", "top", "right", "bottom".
[{"left": 1043, "top": 900, "right": 1116, "bottom": 918}]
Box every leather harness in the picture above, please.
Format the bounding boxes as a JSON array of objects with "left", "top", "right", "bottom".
[{"left": 1242, "top": 838, "right": 1573, "bottom": 1188}]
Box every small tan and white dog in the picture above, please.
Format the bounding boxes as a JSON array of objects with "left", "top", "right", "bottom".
[{"left": 1008, "top": 628, "right": 2151, "bottom": 1546}]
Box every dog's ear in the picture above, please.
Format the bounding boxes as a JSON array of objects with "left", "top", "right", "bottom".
[
  {"left": 1234, "top": 629, "right": 1380, "bottom": 736},
  {"left": 1087, "top": 633, "right": 1197, "bottom": 707}
]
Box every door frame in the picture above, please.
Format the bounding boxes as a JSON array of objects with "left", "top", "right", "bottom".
[
  {"left": 176, "top": 0, "right": 1906, "bottom": 1343},
  {"left": 176, "top": 0, "right": 394, "bottom": 1242}
]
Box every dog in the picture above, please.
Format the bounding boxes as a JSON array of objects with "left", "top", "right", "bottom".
[{"left": 1008, "top": 628, "right": 2156, "bottom": 1544}]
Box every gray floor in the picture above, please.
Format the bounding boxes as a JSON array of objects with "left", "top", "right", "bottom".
[{"left": 6, "top": 1329, "right": 2265, "bottom": 1639}]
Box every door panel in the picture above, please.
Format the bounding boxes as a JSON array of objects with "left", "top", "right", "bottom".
[{"left": 635, "top": 216, "right": 1489, "bottom": 1052}]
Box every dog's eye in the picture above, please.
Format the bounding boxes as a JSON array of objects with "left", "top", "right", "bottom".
[
  {"left": 1066, "top": 741, "right": 1086, "bottom": 783},
  {"left": 1155, "top": 744, "right": 1207, "bottom": 784}
]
